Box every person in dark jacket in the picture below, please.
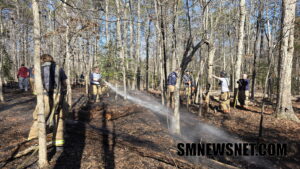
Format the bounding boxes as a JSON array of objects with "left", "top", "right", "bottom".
[
  {"left": 237, "top": 74, "right": 250, "bottom": 109},
  {"left": 167, "top": 68, "right": 179, "bottom": 108}
]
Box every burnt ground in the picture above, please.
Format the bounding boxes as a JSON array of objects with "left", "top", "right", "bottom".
[
  {"left": 0, "top": 86, "right": 299, "bottom": 169},
  {"left": 187, "top": 96, "right": 300, "bottom": 169}
]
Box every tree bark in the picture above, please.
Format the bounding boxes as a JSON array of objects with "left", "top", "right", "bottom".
[
  {"left": 205, "top": 43, "right": 215, "bottom": 112},
  {"left": 63, "top": 0, "right": 72, "bottom": 109},
  {"left": 115, "top": 0, "right": 127, "bottom": 98},
  {"left": 234, "top": 0, "right": 246, "bottom": 103},
  {"left": 0, "top": 56, "right": 3, "bottom": 102},
  {"left": 171, "top": 0, "right": 179, "bottom": 72},
  {"left": 145, "top": 16, "right": 151, "bottom": 91},
  {"left": 32, "top": 0, "right": 48, "bottom": 167},
  {"left": 160, "top": 4, "right": 168, "bottom": 98},
  {"left": 105, "top": 0, "right": 110, "bottom": 43},
  {"left": 0, "top": 10, "right": 4, "bottom": 102},
  {"left": 133, "top": 0, "right": 141, "bottom": 90},
  {"left": 276, "top": 0, "right": 299, "bottom": 122},
  {"left": 154, "top": 0, "right": 165, "bottom": 105},
  {"left": 251, "top": 0, "right": 263, "bottom": 99}
]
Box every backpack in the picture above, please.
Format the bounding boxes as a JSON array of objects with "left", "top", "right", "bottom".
[
  {"left": 167, "top": 72, "right": 177, "bottom": 85},
  {"left": 41, "top": 62, "right": 58, "bottom": 92}
]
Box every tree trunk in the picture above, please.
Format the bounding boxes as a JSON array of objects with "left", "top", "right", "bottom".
[
  {"left": 115, "top": 0, "right": 127, "bottom": 98},
  {"left": 172, "top": 70, "right": 181, "bottom": 134},
  {"left": 0, "top": 58, "right": 3, "bottom": 102},
  {"left": 128, "top": 0, "right": 134, "bottom": 89},
  {"left": 0, "top": 10, "right": 4, "bottom": 102},
  {"left": 63, "top": 0, "right": 72, "bottom": 108},
  {"left": 205, "top": 43, "right": 215, "bottom": 113},
  {"left": 264, "top": 5, "right": 274, "bottom": 100},
  {"left": 105, "top": 0, "right": 110, "bottom": 43},
  {"left": 234, "top": 0, "right": 246, "bottom": 103},
  {"left": 146, "top": 16, "right": 151, "bottom": 91},
  {"left": 32, "top": 0, "right": 48, "bottom": 167},
  {"left": 251, "top": 0, "right": 263, "bottom": 99},
  {"left": 154, "top": 0, "right": 165, "bottom": 105},
  {"left": 131, "top": 0, "right": 141, "bottom": 90},
  {"left": 171, "top": 0, "right": 179, "bottom": 73},
  {"left": 276, "top": 0, "right": 299, "bottom": 122},
  {"left": 160, "top": 4, "right": 168, "bottom": 99},
  {"left": 122, "top": 5, "right": 129, "bottom": 88}
]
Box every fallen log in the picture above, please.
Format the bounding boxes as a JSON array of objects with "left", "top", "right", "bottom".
[
  {"left": 14, "top": 141, "right": 53, "bottom": 159},
  {"left": 72, "top": 95, "right": 88, "bottom": 112},
  {"left": 72, "top": 96, "right": 89, "bottom": 120}
]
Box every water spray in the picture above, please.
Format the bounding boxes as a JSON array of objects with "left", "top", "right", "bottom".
[{"left": 103, "top": 80, "right": 274, "bottom": 169}]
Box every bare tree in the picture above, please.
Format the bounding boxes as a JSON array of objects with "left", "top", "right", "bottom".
[
  {"left": 32, "top": 0, "right": 48, "bottom": 167},
  {"left": 0, "top": 10, "right": 4, "bottom": 102},
  {"left": 145, "top": 14, "right": 151, "bottom": 91},
  {"left": 115, "top": 0, "right": 127, "bottom": 98},
  {"left": 132, "top": 0, "right": 141, "bottom": 90},
  {"left": 276, "top": 0, "right": 299, "bottom": 122},
  {"left": 234, "top": 0, "right": 246, "bottom": 103},
  {"left": 251, "top": 0, "right": 263, "bottom": 99},
  {"left": 63, "top": 0, "right": 72, "bottom": 108}
]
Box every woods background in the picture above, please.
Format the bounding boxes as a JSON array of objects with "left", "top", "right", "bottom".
[{"left": 0, "top": 0, "right": 299, "bottom": 116}]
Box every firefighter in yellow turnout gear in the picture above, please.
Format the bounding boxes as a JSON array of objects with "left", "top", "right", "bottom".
[
  {"left": 167, "top": 68, "right": 180, "bottom": 109},
  {"left": 90, "top": 67, "right": 105, "bottom": 102},
  {"left": 28, "top": 54, "right": 68, "bottom": 151},
  {"left": 182, "top": 70, "right": 195, "bottom": 106}
]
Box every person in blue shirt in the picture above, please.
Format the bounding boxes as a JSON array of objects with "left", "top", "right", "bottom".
[
  {"left": 90, "top": 67, "right": 102, "bottom": 102},
  {"left": 237, "top": 74, "right": 250, "bottom": 109},
  {"left": 167, "top": 68, "right": 179, "bottom": 108}
]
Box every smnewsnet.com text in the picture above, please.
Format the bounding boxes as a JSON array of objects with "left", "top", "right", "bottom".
[{"left": 177, "top": 143, "right": 287, "bottom": 156}]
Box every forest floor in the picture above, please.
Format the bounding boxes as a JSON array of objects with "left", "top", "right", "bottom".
[{"left": 0, "top": 86, "right": 299, "bottom": 169}]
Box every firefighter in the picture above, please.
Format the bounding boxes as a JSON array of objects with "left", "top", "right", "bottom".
[
  {"left": 28, "top": 54, "right": 67, "bottom": 151},
  {"left": 237, "top": 74, "right": 250, "bottom": 109},
  {"left": 90, "top": 67, "right": 103, "bottom": 102},
  {"left": 79, "top": 72, "right": 85, "bottom": 86},
  {"left": 182, "top": 69, "right": 195, "bottom": 105},
  {"left": 212, "top": 71, "right": 230, "bottom": 113},
  {"left": 167, "top": 68, "right": 179, "bottom": 108}
]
